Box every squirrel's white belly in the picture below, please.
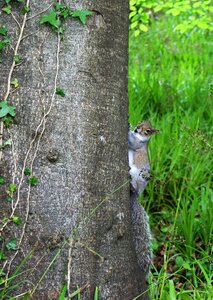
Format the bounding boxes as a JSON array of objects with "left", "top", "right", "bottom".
[{"left": 129, "top": 146, "right": 150, "bottom": 195}]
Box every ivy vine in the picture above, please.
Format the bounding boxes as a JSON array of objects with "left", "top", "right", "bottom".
[{"left": 0, "top": 0, "right": 93, "bottom": 293}]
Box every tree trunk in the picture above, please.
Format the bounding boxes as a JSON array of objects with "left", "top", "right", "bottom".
[{"left": 0, "top": 1, "right": 148, "bottom": 299}]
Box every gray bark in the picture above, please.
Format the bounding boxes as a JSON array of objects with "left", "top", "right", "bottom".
[{"left": 0, "top": 1, "right": 148, "bottom": 299}]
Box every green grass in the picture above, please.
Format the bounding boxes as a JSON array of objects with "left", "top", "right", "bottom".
[{"left": 129, "top": 15, "right": 213, "bottom": 300}]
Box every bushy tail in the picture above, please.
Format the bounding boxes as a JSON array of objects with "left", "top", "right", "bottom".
[{"left": 130, "top": 190, "right": 152, "bottom": 276}]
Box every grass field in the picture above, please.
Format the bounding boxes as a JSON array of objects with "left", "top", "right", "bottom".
[{"left": 129, "top": 15, "right": 213, "bottom": 300}]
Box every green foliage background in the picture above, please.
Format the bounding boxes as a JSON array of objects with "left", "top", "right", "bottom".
[
  {"left": 130, "top": 0, "right": 213, "bottom": 36},
  {"left": 129, "top": 3, "right": 212, "bottom": 299}
]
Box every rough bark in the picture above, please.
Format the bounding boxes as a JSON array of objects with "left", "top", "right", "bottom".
[{"left": 0, "top": 1, "right": 148, "bottom": 299}]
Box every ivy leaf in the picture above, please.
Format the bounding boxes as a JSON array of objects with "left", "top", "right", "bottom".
[
  {"left": 0, "top": 26, "right": 8, "bottom": 36},
  {"left": 6, "top": 238, "right": 17, "bottom": 251},
  {"left": 2, "top": 116, "right": 13, "bottom": 128},
  {"left": 0, "top": 250, "right": 6, "bottom": 260},
  {"left": 28, "top": 176, "right": 38, "bottom": 186},
  {"left": 21, "top": 6, "right": 30, "bottom": 14},
  {"left": 0, "top": 101, "right": 16, "bottom": 118},
  {"left": 12, "top": 216, "right": 21, "bottom": 225},
  {"left": 0, "top": 139, "right": 12, "bottom": 150},
  {"left": 0, "top": 176, "right": 4, "bottom": 184},
  {"left": 0, "top": 37, "right": 11, "bottom": 51},
  {"left": 24, "top": 167, "right": 31, "bottom": 176},
  {"left": 11, "top": 78, "right": 19, "bottom": 88},
  {"left": 14, "top": 54, "right": 20, "bottom": 64},
  {"left": 57, "top": 26, "right": 65, "bottom": 35},
  {"left": 0, "top": 277, "right": 5, "bottom": 285},
  {"left": 59, "top": 8, "right": 70, "bottom": 19},
  {"left": 4, "top": 139, "right": 12, "bottom": 146},
  {"left": 2, "top": 5, "right": 12, "bottom": 14},
  {"left": 10, "top": 183, "right": 16, "bottom": 192},
  {"left": 5, "top": 197, "right": 12, "bottom": 203},
  {"left": 40, "top": 10, "right": 60, "bottom": 28},
  {"left": 71, "top": 10, "right": 93, "bottom": 25},
  {"left": 56, "top": 87, "right": 65, "bottom": 97},
  {"left": 54, "top": 3, "right": 63, "bottom": 11}
]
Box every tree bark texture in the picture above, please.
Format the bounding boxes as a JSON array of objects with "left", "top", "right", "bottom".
[{"left": 0, "top": 1, "right": 148, "bottom": 299}]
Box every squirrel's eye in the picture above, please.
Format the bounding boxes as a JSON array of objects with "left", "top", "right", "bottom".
[
  {"left": 134, "top": 126, "right": 140, "bottom": 133},
  {"left": 145, "top": 129, "right": 151, "bottom": 135}
]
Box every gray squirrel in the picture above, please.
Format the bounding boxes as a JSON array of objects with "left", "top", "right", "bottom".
[{"left": 128, "top": 120, "right": 159, "bottom": 275}]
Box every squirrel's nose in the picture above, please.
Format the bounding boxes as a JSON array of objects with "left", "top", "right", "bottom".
[{"left": 151, "top": 128, "right": 159, "bottom": 134}]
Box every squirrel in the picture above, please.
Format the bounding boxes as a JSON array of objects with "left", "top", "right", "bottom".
[{"left": 128, "top": 120, "right": 159, "bottom": 276}]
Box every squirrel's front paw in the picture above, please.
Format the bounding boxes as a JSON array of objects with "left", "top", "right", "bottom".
[{"left": 139, "top": 169, "right": 151, "bottom": 181}]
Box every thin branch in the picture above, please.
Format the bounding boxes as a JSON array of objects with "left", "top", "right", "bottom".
[
  {"left": 21, "top": 30, "right": 40, "bottom": 42},
  {"left": 0, "top": 0, "right": 30, "bottom": 162},
  {"left": 3, "top": 26, "right": 62, "bottom": 284},
  {"left": 27, "top": 3, "right": 54, "bottom": 21},
  {"left": 8, "top": 129, "right": 17, "bottom": 211},
  {"left": 11, "top": 13, "right": 21, "bottom": 30}
]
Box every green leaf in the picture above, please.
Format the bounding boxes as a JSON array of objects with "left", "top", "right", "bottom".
[
  {"left": 130, "top": 0, "right": 137, "bottom": 5},
  {"left": 161, "top": 224, "right": 173, "bottom": 232},
  {"left": 0, "top": 250, "right": 6, "bottom": 260},
  {"left": 14, "top": 54, "right": 20, "bottom": 64},
  {"left": 0, "top": 26, "right": 8, "bottom": 36},
  {"left": 28, "top": 176, "right": 38, "bottom": 186},
  {"left": 56, "top": 87, "right": 65, "bottom": 97},
  {"left": 134, "top": 29, "right": 140, "bottom": 37},
  {"left": 168, "top": 280, "right": 176, "bottom": 300},
  {"left": 0, "top": 277, "right": 6, "bottom": 285},
  {"left": 57, "top": 26, "right": 65, "bottom": 35},
  {"left": 10, "top": 183, "right": 16, "bottom": 192},
  {"left": 59, "top": 284, "right": 67, "bottom": 300},
  {"left": 167, "top": 8, "right": 181, "bottom": 16},
  {"left": 139, "top": 23, "right": 148, "bottom": 32},
  {"left": 12, "top": 216, "right": 21, "bottom": 225},
  {"left": 24, "top": 167, "right": 31, "bottom": 176},
  {"left": 183, "top": 261, "right": 192, "bottom": 270},
  {"left": 5, "top": 197, "right": 12, "bottom": 203},
  {"left": 0, "top": 139, "right": 12, "bottom": 150},
  {"left": 6, "top": 238, "right": 17, "bottom": 251},
  {"left": 130, "top": 5, "right": 137, "bottom": 11},
  {"left": 130, "top": 20, "right": 138, "bottom": 29},
  {"left": 71, "top": 10, "right": 93, "bottom": 25},
  {"left": 2, "top": 116, "right": 13, "bottom": 128},
  {"left": 59, "top": 8, "right": 70, "bottom": 19},
  {"left": 94, "top": 287, "right": 99, "bottom": 300},
  {"left": 2, "top": 5, "right": 12, "bottom": 14},
  {"left": 197, "top": 20, "right": 209, "bottom": 29},
  {"left": 140, "top": 12, "right": 149, "bottom": 23},
  {"left": 0, "top": 37, "right": 11, "bottom": 51},
  {"left": 21, "top": 6, "right": 30, "bottom": 14},
  {"left": 40, "top": 10, "right": 60, "bottom": 28},
  {"left": 54, "top": 3, "right": 63, "bottom": 11},
  {"left": 154, "top": 5, "right": 163, "bottom": 12},
  {"left": 0, "top": 176, "right": 4, "bottom": 184},
  {"left": 11, "top": 78, "right": 19, "bottom": 88},
  {"left": 175, "top": 23, "right": 188, "bottom": 33},
  {"left": 129, "top": 11, "right": 137, "bottom": 19},
  {"left": 0, "top": 101, "right": 16, "bottom": 118},
  {"left": 4, "top": 139, "right": 12, "bottom": 146}
]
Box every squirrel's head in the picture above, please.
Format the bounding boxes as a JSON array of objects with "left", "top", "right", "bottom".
[{"left": 134, "top": 120, "right": 159, "bottom": 142}]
